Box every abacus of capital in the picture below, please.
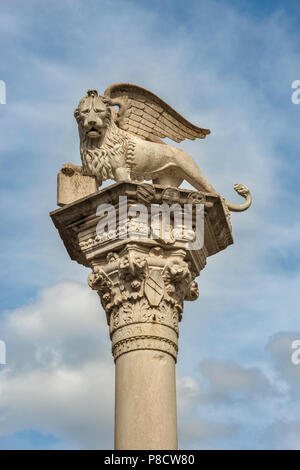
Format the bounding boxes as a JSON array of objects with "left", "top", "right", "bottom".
[{"left": 50, "top": 84, "right": 251, "bottom": 450}]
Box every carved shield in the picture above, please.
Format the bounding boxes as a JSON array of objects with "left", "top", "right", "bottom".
[
  {"left": 187, "top": 191, "right": 206, "bottom": 204},
  {"left": 137, "top": 183, "right": 156, "bottom": 203},
  {"left": 145, "top": 269, "right": 164, "bottom": 306},
  {"left": 162, "top": 187, "right": 180, "bottom": 204}
]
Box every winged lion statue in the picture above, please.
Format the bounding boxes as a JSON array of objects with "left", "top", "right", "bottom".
[{"left": 62, "top": 83, "right": 251, "bottom": 212}]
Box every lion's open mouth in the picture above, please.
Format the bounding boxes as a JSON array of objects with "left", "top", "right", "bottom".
[{"left": 87, "top": 127, "right": 101, "bottom": 138}]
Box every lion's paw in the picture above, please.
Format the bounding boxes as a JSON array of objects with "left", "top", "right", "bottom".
[
  {"left": 61, "top": 163, "right": 75, "bottom": 176},
  {"left": 61, "top": 163, "right": 82, "bottom": 177}
]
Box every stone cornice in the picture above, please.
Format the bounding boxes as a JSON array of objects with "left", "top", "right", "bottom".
[{"left": 50, "top": 182, "right": 233, "bottom": 270}]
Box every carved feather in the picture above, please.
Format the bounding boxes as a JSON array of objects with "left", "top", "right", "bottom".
[{"left": 104, "top": 83, "right": 210, "bottom": 143}]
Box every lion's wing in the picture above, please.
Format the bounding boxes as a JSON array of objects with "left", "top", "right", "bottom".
[{"left": 104, "top": 83, "right": 210, "bottom": 143}]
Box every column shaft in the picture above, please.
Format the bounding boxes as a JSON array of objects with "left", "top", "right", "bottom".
[{"left": 114, "top": 349, "right": 177, "bottom": 450}]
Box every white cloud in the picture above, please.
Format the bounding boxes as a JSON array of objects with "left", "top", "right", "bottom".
[
  {"left": 0, "top": 282, "right": 114, "bottom": 449},
  {"left": 179, "top": 419, "right": 238, "bottom": 449},
  {"left": 197, "top": 358, "right": 273, "bottom": 403},
  {"left": 0, "top": 282, "right": 299, "bottom": 449},
  {"left": 1, "top": 281, "right": 246, "bottom": 449}
]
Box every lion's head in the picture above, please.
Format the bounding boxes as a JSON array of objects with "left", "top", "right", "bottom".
[
  {"left": 74, "top": 90, "right": 111, "bottom": 140},
  {"left": 74, "top": 90, "right": 129, "bottom": 186}
]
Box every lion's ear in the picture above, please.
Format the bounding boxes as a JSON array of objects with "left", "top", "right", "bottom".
[
  {"left": 105, "top": 106, "right": 113, "bottom": 120},
  {"left": 101, "top": 96, "right": 112, "bottom": 106},
  {"left": 74, "top": 108, "right": 80, "bottom": 120}
]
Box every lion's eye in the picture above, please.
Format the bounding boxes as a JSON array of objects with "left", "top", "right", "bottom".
[{"left": 81, "top": 109, "right": 89, "bottom": 114}]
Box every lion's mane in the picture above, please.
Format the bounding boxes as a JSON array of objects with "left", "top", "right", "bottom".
[{"left": 76, "top": 108, "right": 131, "bottom": 186}]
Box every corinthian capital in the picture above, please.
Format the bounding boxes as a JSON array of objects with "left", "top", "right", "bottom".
[{"left": 88, "top": 245, "right": 199, "bottom": 361}]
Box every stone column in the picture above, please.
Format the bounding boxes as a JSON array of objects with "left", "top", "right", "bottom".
[
  {"left": 50, "top": 181, "right": 233, "bottom": 450},
  {"left": 114, "top": 349, "right": 177, "bottom": 449},
  {"left": 87, "top": 245, "right": 199, "bottom": 449}
]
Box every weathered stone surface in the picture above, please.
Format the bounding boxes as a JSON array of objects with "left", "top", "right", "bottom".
[
  {"left": 115, "top": 350, "right": 177, "bottom": 450},
  {"left": 50, "top": 181, "right": 233, "bottom": 270},
  {"left": 57, "top": 166, "right": 97, "bottom": 206}
]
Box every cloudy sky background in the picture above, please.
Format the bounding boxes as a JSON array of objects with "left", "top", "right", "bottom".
[{"left": 0, "top": 0, "right": 300, "bottom": 449}]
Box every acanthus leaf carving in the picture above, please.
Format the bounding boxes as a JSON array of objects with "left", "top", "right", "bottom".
[{"left": 87, "top": 247, "right": 200, "bottom": 359}]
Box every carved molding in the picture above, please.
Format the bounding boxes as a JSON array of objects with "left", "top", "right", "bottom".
[
  {"left": 111, "top": 323, "right": 178, "bottom": 361},
  {"left": 112, "top": 336, "right": 178, "bottom": 362}
]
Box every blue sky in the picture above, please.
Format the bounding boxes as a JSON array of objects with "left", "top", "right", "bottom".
[{"left": 0, "top": 0, "right": 300, "bottom": 449}]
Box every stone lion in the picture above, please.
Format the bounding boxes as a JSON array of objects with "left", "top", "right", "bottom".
[{"left": 63, "top": 84, "right": 251, "bottom": 212}]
